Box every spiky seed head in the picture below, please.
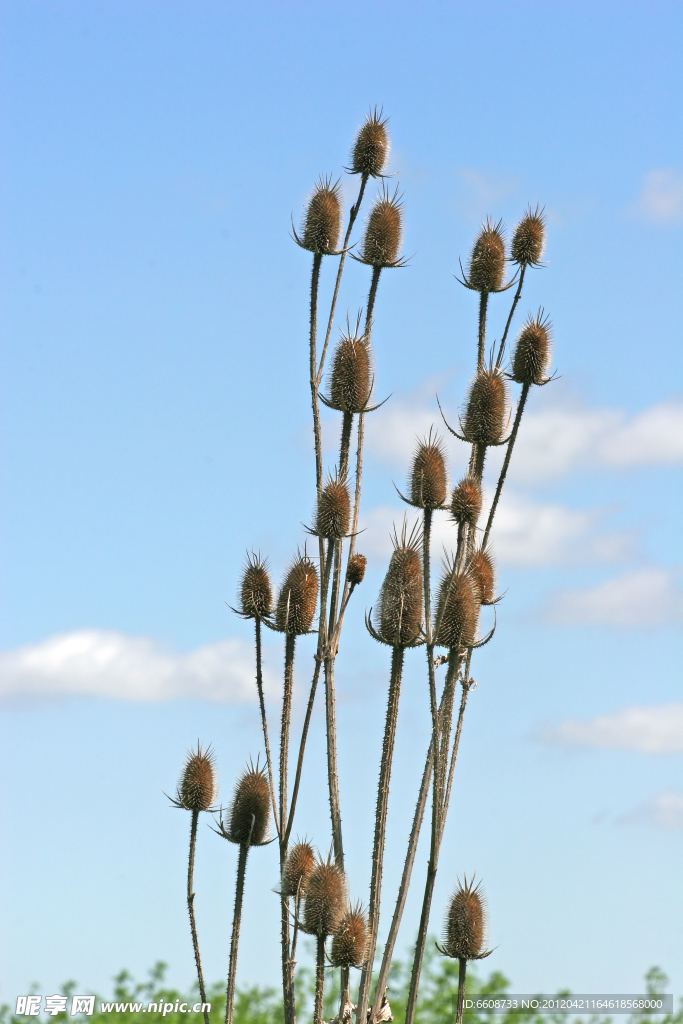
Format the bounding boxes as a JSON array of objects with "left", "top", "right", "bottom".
[
  {"left": 463, "top": 367, "right": 509, "bottom": 445},
  {"left": 328, "top": 332, "right": 372, "bottom": 413},
  {"left": 511, "top": 311, "right": 552, "bottom": 386},
  {"left": 329, "top": 905, "right": 369, "bottom": 969},
  {"left": 511, "top": 206, "right": 546, "bottom": 267},
  {"left": 303, "top": 858, "right": 346, "bottom": 937},
  {"left": 281, "top": 841, "right": 316, "bottom": 898},
  {"left": 302, "top": 177, "right": 342, "bottom": 255},
  {"left": 468, "top": 219, "right": 505, "bottom": 292},
  {"left": 361, "top": 188, "right": 402, "bottom": 267},
  {"left": 177, "top": 744, "right": 217, "bottom": 811},
  {"left": 316, "top": 475, "right": 351, "bottom": 538},
  {"left": 275, "top": 554, "right": 319, "bottom": 635},
  {"left": 228, "top": 763, "right": 270, "bottom": 846},
  {"left": 434, "top": 568, "right": 480, "bottom": 649},
  {"left": 346, "top": 553, "right": 367, "bottom": 587},
  {"left": 374, "top": 525, "right": 423, "bottom": 647},
  {"left": 239, "top": 553, "right": 272, "bottom": 619},
  {"left": 468, "top": 547, "right": 496, "bottom": 606},
  {"left": 443, "top": 877, "right": 488, "bottom": 960},
  {"left": 410, "top": 432, "right": 447, "bottom": 508},
  {"left": 351, "top": 109, "right": 389, "bottom": 178},
  {"left": 450, "top": 475, "right": 482, "bottom": 526}
]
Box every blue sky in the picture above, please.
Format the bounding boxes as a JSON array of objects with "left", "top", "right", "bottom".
[{"left": 1, "top": 0, "right": 682, "bottom": 1010}]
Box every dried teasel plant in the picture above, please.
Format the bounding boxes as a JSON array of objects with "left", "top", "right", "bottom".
[{"left": 438, "top": 876, "right": 493, "bottom": 1024}]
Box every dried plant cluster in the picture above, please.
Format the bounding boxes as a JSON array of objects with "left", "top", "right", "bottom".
[{"left": 166, "top": 111, "right": 555, "bottom": 1024}]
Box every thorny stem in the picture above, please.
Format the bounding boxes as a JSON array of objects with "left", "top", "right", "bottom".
[
  {"left": 225, "top": 839, "right": 251, "bottom": 1024},
  {"left": 456, "top": 958, "right": 468, "bottom": 1024},
  {"left": 314, "top": 935, "right": 327, "bottom": 1024},
  {"left": 339, "top": 411, "right": 354, "bottom": 481},
  {"left": 422, "top": 508, "right": 438, "bottom": 732},
  {"left": 187, "top": 810, "right": 210, "bottom": 1024},
  {"left": 280, "top": 635, "right": 297, "bottom": 1024},
  {"left": 310, "top": 253, "right": 324, "bottom": 497},
  {"left": 477, "top": 292, "right": 489, "bottom": 373},
  {"left": 440, "top": 673, "right": 472, "bottom": 846},
  {"left": 356, "top": 646, "right": 405, "bottom": 1024},
  {"left": 482, "top": 383, "right": 530, "bottom": 549},
  {"left": 324, "top": 651, "right": 345, "bottom": 868},
  {"left": 254, "top": 618, "right": 280, "bottom": 838},
  {"left": 365, "top": 267, "right": 382, "bottom": 335},
  {"left": 280, "top": 845, "right": 296, "bottom": 1024},
  {"left": 495, "top": 264, "right": 526, "bottom": 369},
  {"left": 336, "top": 411, "right": 365, "bottom": 642}
]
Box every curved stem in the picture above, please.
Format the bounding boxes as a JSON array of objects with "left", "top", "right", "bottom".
[
  {"left": 482, "top": 383, "right": 530, "bottom": 548},
  {"left": 187, "top": 810, "right": 210, "bottom": 1024},
  {"left": 225, "top": 843, "right": 249, "bottom": 1024},
  {"left": 495, "top": 264, "right": 526, "bottom": 369},
  {"left": 254, "top": 618, "right": 279, "bottom": 837}
]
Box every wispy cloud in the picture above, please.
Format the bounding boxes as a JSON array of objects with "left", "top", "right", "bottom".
[
  {"left": 620, "top": 790, "right": 683, "bottom": 829},
  {"left": 457, "top": 167, "right": 521, "bottom": 215},
  {"left": 634, "top": 169, "right": 683, "bottom": 224},
  {"left": 544, "top": 568, "right": 683, "bottom": 628},
  {"left": 0, "top": 630, "right": 272, "bottom": 704},
  {"left": 541, "top": 702, "right": 683, "bottom": 754}
]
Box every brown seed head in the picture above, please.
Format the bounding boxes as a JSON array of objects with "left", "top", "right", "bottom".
[
  {"left": 361, "top": 186, "right": 402, "bottom": 267},
  {"left": 316, "top": 475, "right": 351, "bottom": 538},
  {"left": 463, "top": 367, "right": 509, "bottom": 445},
  {"left": 329, "top": 904, "right": 369, "bottom": 969},
  {"left": 511, "top": 311, "right": 552, "bottom": 386},
  {"left": 347, "top": 553, "right": 367, "bottom": 587},
  {"left": 275, "top": 553, "right": 319, "bottom": 635},
  {"left": 303, "top": 858, "right": 346, "bottom": 937},
  {"left": 302, "top": 177, "right": 342, "bottom": 255},
  {"left": 443, "top": 877, "right": 488, "bottom": 960},
  {"left": 351, "top": 109, "right": 389, "bottom": 178},
  {"left": 468, "top": 547, "right": 496, "bottom": 606},
  {"left": 281, "top": 841, "right": 316, "bottom": 898},
  {"left": 239, "top": 553, "right": 273, "bottom": 620},
  {"left": 374, "top": 524, "right": 423, "bottom": 647},
  {"left": 434, "top": 567, "right": 480, "bottom": 649},
  {"left": 450, "top": 475, "right": 482, "bottom": 527},
  {"left": 228, "top": 763, "right": 270, "bottom": 846},
  {"left": 177, "top": 744, "right": 217, "bottom": 812},
  {"left": 511, "top": 206, "right": 546, "bottom": 267},
  {"left": 328, "top": 332, "right": 372, "bottom": 413},
  {"left": 410, "top": 430, "right": 447, "bottom": 508},
  {"left": 468, "top": 218, "right": 505, "bottom": 292}
]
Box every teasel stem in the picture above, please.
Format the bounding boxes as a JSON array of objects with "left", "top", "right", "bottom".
[
  {"left": 339, "top": 411, "right": 354, "bottom": 481},
  {"left": 225, "top": 833, "right": 252, "bottom": 1024},
  {"left": 314, "top": 935, "right": 327, "bottom": 1024},
  {"left": 310, "top": 252, "right": 324, "bottom": 497},
  {"left": 187, "top": 810, "right": 210, "bottom": 1024},
  {"left": 482, "top": 382, "right": 530, "bottom": 548},
  {"left": 440, "top": 663, "right": 473, "bottom": 846},
  {"left": 317, "top": 173, "right": 370, "bottom": 383},
  {"left": 477, "top": 292, "right": 489, "bottom": 373},
  {"left": 254, "top": 617, "right": 280, "bottom": 838},
  {"left": 280, "top": 845, "right": 297, "bottom": 1024},
  {"left": 455, "top": 958, "right": 468, "bottom": 1024},
  {"left": 356, "top": 645, "right": 405, "bottom": 1024},
  {"left": 422, "top": 507, "right": 438, "bottom": 730},
  {"left": 495, "top": 263, "right": 526, "bottom": 369},
  {"left": 365, "top": 267, "right": 382, "bottom": 334},
  {"left": 335, "top": 410, "right": 365, "bottom": 640},
  {"left": 280, "top": 634, "right": 297, "bottom": 1024}
]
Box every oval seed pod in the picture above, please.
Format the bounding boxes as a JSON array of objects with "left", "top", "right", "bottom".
[
  {"left": 511, "top": 206, "right": 546, "bottom": 267},
  {"left": 361, "top": 187, "right": 402, "bottom": 267},
  {"left": 434, "top": 568, "right": 480, "bottom": 649},
  {"left": 239, "top": 553, "right": 273, "bottom": 620},
  {"left": 281, "top": 841, "right": 316, "bottom": 899},
  {"left": 304, "top": 858, "right": 346, "bottom": 937},
  {"left": 468, "top": 219, "right": 505, "bottom": 292},
  {"left": 468, "top": 547, "right": 496, "bottom": 606},
  {"left": 302, "top": 177, "right": 342, "bottom": 255},
  {"left": 316, "top": 475, "right": 351, "bottom": 538},
  {"left": 228, "top": 763, "right": 271, "bottom": 846},
  {"left": 450, "top": 475, "right": 482, "bottom": 527},
  {"left": 374, "top": 526, "right": 423, "bottom": 647},
  {"left": 442, "top": 877, "right": 488, "bottom": 960},
  {"left": 177, "top": 744, "right": 217, "bottom": 812},
  {"left": 410, "top": 432, "right": 447, "bottom": 508},
  {"left": 351, "top": 109, "right": 389, "bottom": 178},
  {"left": 329, "top": 904, "right": 368, "bottom": 969},
  {"left": 328, "top": 332, "right": 372, "bottom": 413},
  {"left": 275, "top": 554, "right": 319, "bottom": 635},
  {"left": 511, "top": 312, "right": 552, "bottom": 386},
  {"left": 463, "top": 367, "right": 509, "bottom": 445},
  {"left": 346, "top": 553, "right": 367, "bottom": 587}
]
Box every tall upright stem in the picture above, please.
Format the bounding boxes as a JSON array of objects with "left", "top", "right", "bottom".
[
  {"left": 309, "top": 253, "right": 324, "bottom": 496},
  {"left": 254, "top": 618, "right": 279, "bottom": 837},
  {"left": 477, "top": 292, "right": 489, "bottom": 373},
  {"left": 482, "top": 383, "right": 530, "bottom": 548},
  {"left": 455, "top": 958, "right": 468, "bottom": 1024},
  {"left": 339, "top": 411, "right": 354, "bottom": 481},
  {"left": 495, "top": 264, "right": 526, "bottom": 369},
  {"left": 280, "top": 634, "right": 297, "bottom": 1024},
  {"left": 314, "top": 935, "right": 327, "bottom": 1024},
  {"left": 422, "top": 508, "right": 438, "bottom": 730},
  {"left": 187, "top": 810, "right": 210, "bottom": 1024},
  {"left": 324, "top": 652, "right": 345, "bottom": 868},
  {"left": 225, "top": 843, "right": 249, "bottom": 1024},
  {"left": 365, "top": 267, "right": 382, "bottom": 335}
]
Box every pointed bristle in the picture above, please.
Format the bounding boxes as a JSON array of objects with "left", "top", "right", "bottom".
[
  {"left": 434, "top": 569, "right": 480, "bottom": 649},
  {"left": 351, "top": 110, "right": 389, "bottom": 178},
  {"left": 467, "top": 547, "right": 496, "bottom": 605},
  {"left": 228, "top": 764, "right": 271, "bottom": 846},
  {"left": 511, "top": 206, "right": 546, "bottom": 267},
  {"left": 468, "top": 219, "right": 505, "bottom": 292},
  {"left": 346, "top": 553, "right": 367, "bottom": 587},
  {"left": 374, "top": 527, "right": 423, "bottom": 647},
  {"left": 303, "top": 859, "right": 346, "bottom": 937},
  {"left": 410, "top": 433, "right": 447, "bottom": 508},
  {"left": 443, "top": 877, "right": 487, "bottom": 960},
  {"left": 511, "top": 311, "right": 552, "bottom": 386},
  {"left": 302, "top": 177, "right": 341, "bottom": 255},
  {"left": 281, "top": 841, "right": 316, "bottom": 898},
  {"left": 328, "top": 333, "right": 371, "bottom": 413},
  {"left": 450, "top": 475, "right": 482, "bottom": 526},
  {"left": 239, "top": 554, "right": 273, "bottom": 619},
  {"left": 463, "top": 367, "right": 508, "bottom": 445},
  {"left": 329, "top": 905, "right": 368, "bottom": 969},
  {"left": 275, "top": 554, "right": 319, "bottom": 635},
  {"left": 361, "top": 188, "right": 402, "bottom": 267},
  {"left": 316, "top": 476, "right": 351, "bottom": 538},
  {"left": 178, "top": 744, "right": 217, "bottom": 811}
]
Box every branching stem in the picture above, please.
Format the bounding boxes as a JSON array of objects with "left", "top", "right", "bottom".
[{"left": 482, "top": 383, "right": 530, "bottom": 548}]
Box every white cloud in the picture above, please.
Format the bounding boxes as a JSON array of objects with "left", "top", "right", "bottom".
[
  {"left": 544, "top": 568, "right": 683, "bottom": 628},
  {"left": 635, "top": 169, "right": 683, "bottom": 224},
  {"left": 0, "top": 630, "right": 274, "bottom": 704},
  {"left": 542, "top": 702, "right": 683, "bottom": 754},
  {"left": 621, "top": 791, "right": 683, "bottom": 829}
]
